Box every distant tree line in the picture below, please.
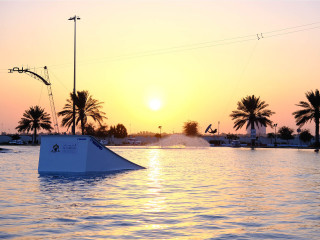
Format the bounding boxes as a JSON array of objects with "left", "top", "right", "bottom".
[{"left": 84, "top": 123, "right": 128, "bottom": 138}]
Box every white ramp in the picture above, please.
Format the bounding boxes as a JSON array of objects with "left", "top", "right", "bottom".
[{"left": 38, "top": 135, "right": 144, "bottom": 174}]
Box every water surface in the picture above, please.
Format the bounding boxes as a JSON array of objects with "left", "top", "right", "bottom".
[{"left": 0, "top": 146, "right": 320, "bottom": 239}]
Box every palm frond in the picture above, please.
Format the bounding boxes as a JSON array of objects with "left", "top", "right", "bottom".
[
  {"left": 16, "top": 106, "right": 53, "bottom": 134},
  {"left": 293, "top": 89, "right": 320, "bottom": 127},
  {"left": 58, "top": 90, "right": 107, "bottom": 134},
  {"left": 230, "top": 95, "right": 274, "bottom": 131}
]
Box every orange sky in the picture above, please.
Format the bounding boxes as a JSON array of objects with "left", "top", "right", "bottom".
[{"left": 1, "top": 0, "right": 320, "bottom": 135}]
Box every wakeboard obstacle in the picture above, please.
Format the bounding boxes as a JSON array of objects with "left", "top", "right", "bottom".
[{"left": 38, "top": 135, "right": 145, "bottom": 174}]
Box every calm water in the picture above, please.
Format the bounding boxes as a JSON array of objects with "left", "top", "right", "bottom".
[{"left": 1, "top": 146, "right": 320, "bottom": 239}]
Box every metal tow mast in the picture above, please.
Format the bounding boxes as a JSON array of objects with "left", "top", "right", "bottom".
[{"left": 9, "top": 66, "right": 59, "bottom": 133}]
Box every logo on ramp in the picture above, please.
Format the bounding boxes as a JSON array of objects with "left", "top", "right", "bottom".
[{"left": 51, "top": 144, "right": 60, "bottom": 152}]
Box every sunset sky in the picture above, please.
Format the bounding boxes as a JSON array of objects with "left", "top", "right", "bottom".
[{"left": 1, "top": 0, "right": 320, "bottom": 135}]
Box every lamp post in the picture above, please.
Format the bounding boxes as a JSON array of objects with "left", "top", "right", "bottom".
[
  {"left": 158, "top": 126, "right": 162, "bottom": 139},
  {"left": 68, "top": 15, "right": 80, "bottom": 135},
  {"left": 274, "top": 123, "right": 277, "bottom": 147}
]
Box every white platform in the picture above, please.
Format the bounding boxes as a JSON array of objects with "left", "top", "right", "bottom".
[{"left": 38, "top": 135, "right": 144, "bottom": 174}]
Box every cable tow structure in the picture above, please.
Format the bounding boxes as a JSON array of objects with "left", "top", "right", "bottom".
[{"left": 8, "top": 66, "right": 60, "bottom": 134}]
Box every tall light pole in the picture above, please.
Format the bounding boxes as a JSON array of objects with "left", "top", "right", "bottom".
[
  {"left": 158, "top": 126, "right": 162, "bottom": 148},
  {"left": 69, "top": 15, "right": 80, "bottom": 135},
  {"left": 158, "top": 126, "right": 162, "bottom": 139}
]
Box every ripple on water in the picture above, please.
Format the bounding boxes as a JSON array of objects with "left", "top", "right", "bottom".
[{"left": 1, "top": 146, "right": 320, "bottom": 239}]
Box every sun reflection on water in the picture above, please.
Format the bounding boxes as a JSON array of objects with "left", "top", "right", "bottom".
[{"left": 142, "top": 149, "right": 169, "bottom": 231}]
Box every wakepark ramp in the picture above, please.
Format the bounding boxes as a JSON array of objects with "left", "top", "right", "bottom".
[{"left": 38, "top": 135, "right": 145, "bottom": 174}]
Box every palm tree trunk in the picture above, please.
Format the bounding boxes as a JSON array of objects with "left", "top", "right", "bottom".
[
  {"left": 33, "top": 128, "right": 37, "bottom": 144},
  {"left": 80, "top": 111, "right": 85, "bottom": 135},
  {"left": 81, "top": 119, "right": 85, "bottom": 135},
  {"left": 251, "top": 122, "right": 255, "bottom": 147},
  {"left": 315, "top": 113, "right": 319, "bottom": 149},
  {"left": 81, "top": 123, "right": 85, "bottom": 135}
]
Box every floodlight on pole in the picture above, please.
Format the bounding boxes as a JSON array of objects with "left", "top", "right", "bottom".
[{"left": 68, "top": 15, "right": 80, "bottom": 135}]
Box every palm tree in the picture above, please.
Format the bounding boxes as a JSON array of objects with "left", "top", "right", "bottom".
[
  {"left": 293, "top": 89, "right": 320, "bottom": 149},
  {"left": 16, "top": 106, "right": 53, "bottom": 144},
  {"left": 230, "top": 95, "right": 274, "bottom": 147},
  {"left": 58, "top": 90, "right": 107, "bottom": 135}
]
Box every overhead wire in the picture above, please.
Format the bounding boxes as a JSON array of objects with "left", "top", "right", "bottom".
[
  {"left": 49, "top": 69, "right": 70, "bottom": 92},
  {"left": 264, "top": 25, "right": 320, "bottom": 38},
  {"left": 38, "top": 83, "right": 44, "bottom": 105},
  {"left": 49, "top": 20, "right": 320, "bottom": 68},
  {"left": 263, "top": 21, "right": 320, "bottom": 34},
  {"left": 4, "top": 20, "right": 320, "bottom": 71},
  {"left": 46, "top": 33, "right": 258, "bottom": 69},
  {"left": 75, "top": 37, "right": 258, "bottom": 67},
  {"left": 221, "top": 40, "right": 260, "bottom": 120}
]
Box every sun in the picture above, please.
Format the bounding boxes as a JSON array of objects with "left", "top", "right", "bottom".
[{"left": 149, "top": 98, "right": 162, "bottom": 111}]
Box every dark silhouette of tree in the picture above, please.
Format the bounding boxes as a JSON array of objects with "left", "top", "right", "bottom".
[
  {"left": 183, "top": 121, "right": 199, "bottom": 136},
  {"left": 293, "top": 89, "right": 320, "bottom": 148},
  {"left": 155, "top": 133, "right": 161, "bottom": 138},
  {"left": 84, "top": 123, "right": 109, "bottom": 138},
  {"left": 16, "top": 106, "right": 53, "bottom": 144},
  {"left": 95, "top": 124, "right": 109, "bottom": 138},
  {"left": 108, "top": 126, "right": 116, "bottom": 137},
  {"left": 267, "top": 133, "right": 275, "bottom": 144},
  {"left": 10, "top": 134, "right": 21, "bottom": 141},
  {"left": 278, "top": 126, "right": 294, "bottom": 144},
  {"left": 299, "top": 129, "right": 313, "bottom": 145},
  {"left": 114, "top": 124, "right": 128, "bottom": 138},
  {"left": 226, "top": 133, "right": 239, "bottom": 144},
  {"left": 58, "top": 90, "right": 107, "bottom": 135},
  {"left": 84, "top": 123, "right": 96, "bottom": 136},
  {"left": 230, "top": 95, "right": 274, "bottom": 147},
  {"left": 107, "top": 124, "right": 127, "bottom": 138}
]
